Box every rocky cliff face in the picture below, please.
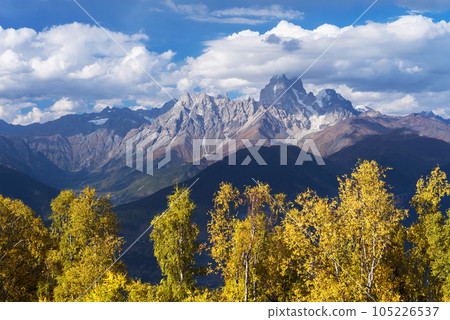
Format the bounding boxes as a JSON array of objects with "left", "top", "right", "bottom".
[{"left": 128, "top": 75, "right": 360, "bottom": 165}]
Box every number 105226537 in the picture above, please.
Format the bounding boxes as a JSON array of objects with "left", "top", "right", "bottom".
[{"left": 373, "top": 306, "right": 439, "bottom": 317}]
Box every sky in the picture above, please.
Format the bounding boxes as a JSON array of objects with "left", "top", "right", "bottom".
[{"left": 1, "top": 0, "right": 450, "bottom": 124}]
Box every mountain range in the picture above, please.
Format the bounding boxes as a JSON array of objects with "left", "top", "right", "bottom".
[
  {"left": 0, "top": 74, "right": 449, "bottom": 207},
  {"left": 2, "top": 74, "right": 450, "bottom": 285}
]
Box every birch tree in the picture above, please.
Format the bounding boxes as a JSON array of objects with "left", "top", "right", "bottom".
[
  {"left": 408, "top": 166, "right": 450, "bottom": 301},
  {"left": 150, "top": 185, "right": 199, "bottom": 301},
  {"left": 0, "top": 195, "right": 49, "bottom": 301}
]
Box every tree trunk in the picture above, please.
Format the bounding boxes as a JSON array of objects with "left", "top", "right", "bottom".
[{"left": 244, "top": 257, "right": 249, "bottom": 302}]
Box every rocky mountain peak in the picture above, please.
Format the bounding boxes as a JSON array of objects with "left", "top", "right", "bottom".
[
  {"left": 100, "top": 106, "right": 112, "bottom": 113},
  {"left": 258, "top": 74, "right": 359, "bottom": 120},
  {"left": 361, "top": 109, "right": 383, "bottom": 118},
  {"left": 178, "top": 92, "right": 193, "bottom": 106},
  {"left": 259, "top": 74, "right": 307, "bottom": 109},
  {"left": 316, "top": 89, "right": 358, "bottom": 115},
  {"left": 414, "top": 111, "right": 450, "bottom": 124}
]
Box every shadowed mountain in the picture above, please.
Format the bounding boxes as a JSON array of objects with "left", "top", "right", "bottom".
[
  {"left": 327, "top": 129, "right": 450, "bottom": 200},
  {"left": 0, "top": 102, "right": 175, "bottom": 138},
  {"left": 0, "top": 135, "right": 71, "bottom": 187},
  {"left": 0, "top": 165, "right": 59, "bottom": 220}
]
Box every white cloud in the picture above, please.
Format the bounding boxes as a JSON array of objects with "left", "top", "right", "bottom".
[
  {"left": 212, "top": 5, "right": 303, "bottom": 20},
  {"left": 377, "top": 95, "right": 420, "bottom": 114},
  {"left": 0, "top": 23, "right": 176, "bottom": 124},
  {"left": 11, "top": 98, "right": 84, "bottom": 125},
  {"left": 12, "top": 107, "right": 51, "bottom": 125},
  {"left": 0, "top": 23, "right": 173, "bottom": 100},
  {"left": 0, "top": 99, "right": 37, "bottom": 123},
  {"left": 68, "top": 63, "right": 102, "bottom": 80},
  {"left": 93, "top": 99, "right": 124, "bottom": 112},
  {"left": 130, "top": 105, "right": 147, "bottom": 111},
  {"left": 2, "top": 14, "right": 450, "bottom": 125},
  {"left": 50, "top": 97, "right": 79, "bottom": 112},
  {"left": 162, "top": 0, "right": 208, "bottom": 16},
  {"left": 172, "top": 15, "right": 450, "bottom": 116},
  {"left": 161, "top": 1, "right": 303, "bottom": 25}
]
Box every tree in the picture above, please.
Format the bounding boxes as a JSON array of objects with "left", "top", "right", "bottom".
[
  {"left": 127, "top": 279, "right": 158, "bottom": 302},
  {"left": 237, "top": 184, "right": 275, "bottom": 302},
  {"left": 85, "top": 271, "right": 128, "bottom": 302},
  {"left": 284, "top": 160, "right": 406, "bottom": 301},
  {"left": 283, "top": 190, "right": 338, "bottom": 301},
  {"left": 335, "top": 160, "right": 406, "bottom": 301},
  {"left": 150, "top": 185, "right": 199, "bottom": 301},
  {"left": 0, "top": 195, "right": 49, "bottom": 301},
  {"left": 47, "top": 187, "right": 125, "bottom": 301},
  {"left": 207, "top": 182, "right": 240, "bottom": 300},
  {"left": 208, "top": 182, "right": 287, "bottom": 301},
  {"left": 408, "top": 166, "right": 450, "bottom": 301}
]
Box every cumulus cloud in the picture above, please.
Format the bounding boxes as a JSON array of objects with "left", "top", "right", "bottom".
[
  {"left": 11, "top": 97, "right": 85, "bottom": 125},
  {"left": 93, "top": 99, "right": 124, "bottom": 112},
  {"left": 161, "top": 1, "right": 303, "bottom": 25},
  {"left": 1, "top": 14, "right": 450, "bottom": 124},
  {"left": 173, "top": 15, "right": 450, "bottom": 116},
  {"left": 0, "top": 23, "right": 177, "bottom": 124},
  {"left": 0, "top": 99, "right": 37, "bottom": 123},
  {"left": 12, "top": 107, "right": 54, "bottom": 125}
]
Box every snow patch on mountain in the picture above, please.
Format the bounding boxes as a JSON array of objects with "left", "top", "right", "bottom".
[
  {"left": 355, "top": 105, "right": 372, "bottom": 112},
  {"left": 89, "top": 118, "right": 109, "bottom": 125}
]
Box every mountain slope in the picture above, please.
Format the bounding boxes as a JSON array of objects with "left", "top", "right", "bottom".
[
  {"left": 327, "top": 129, "right": 450, "bottom": 196},
  {"left": 0, "top": 135, "right": 71, "bottom": 188},
  {"left": 311, "top": 110, "right": 450, "bottom": 157},
  {"left": 0, "top": 165, "right": 59, "bottom": 220}
]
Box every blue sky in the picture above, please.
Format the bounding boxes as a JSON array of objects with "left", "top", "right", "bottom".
[
  {"left": 1, "top": 0, "right": 450, "bottom": 124},
  {"left": 0, "top": 0, "right": 407, "bottom": 58}
]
